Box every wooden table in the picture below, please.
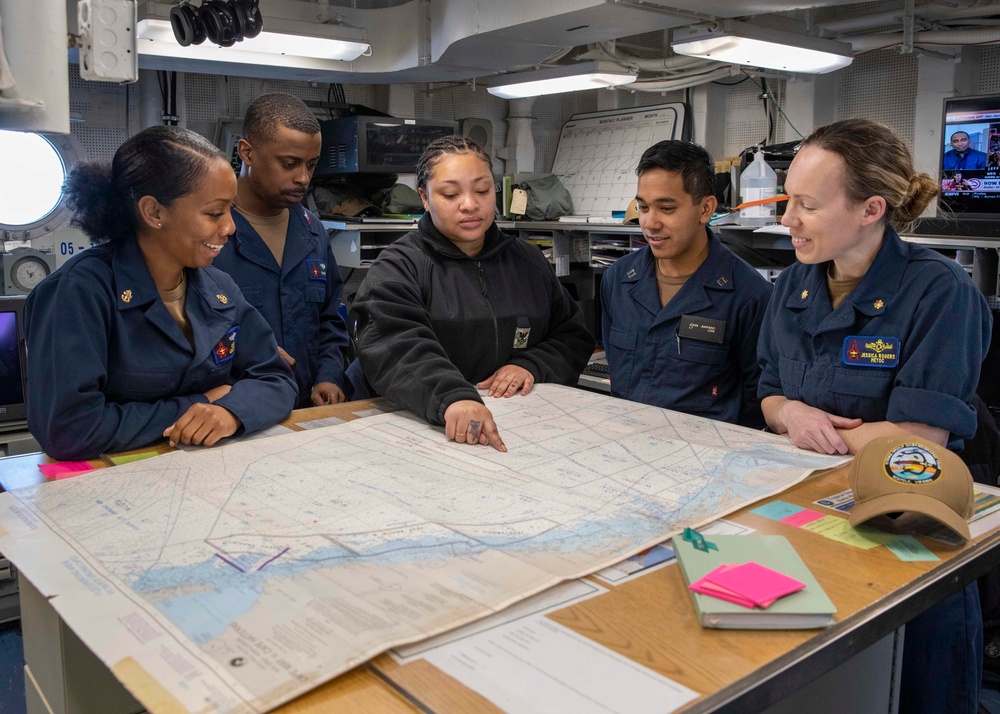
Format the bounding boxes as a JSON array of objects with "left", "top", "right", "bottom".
[
  {"left": 3, "top": 402, "right": 999, "bottom": 714},
  {"left": 355, "top": 467, "right": 1000, "bottom": 713},
  {"left": 0, "top": 400, "right": 395, "bottom": 491}
]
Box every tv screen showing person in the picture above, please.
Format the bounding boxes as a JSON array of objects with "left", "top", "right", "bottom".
[
  {"left": 943, "top": 129, "right": 988, "bottom": 171},
  {"left": 942, "top": 172, "right": 975, "bottom": 192},
  {"left": 938, "top": 94, "right": 1000, "bottom": 217}
]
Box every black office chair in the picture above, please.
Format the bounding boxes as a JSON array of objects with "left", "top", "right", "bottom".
[
  {"left": 343, "top": 307, "right": 375, "bottom": 401},
  {"left": 963, "top": 394, "right": 1000, "bottom": 679},
  {"left": 963, "top": 395, "right": 1000, "bottom": 488}
]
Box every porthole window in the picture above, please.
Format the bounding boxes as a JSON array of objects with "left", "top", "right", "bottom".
[
  {"left": 0, "top": 131, "right": 80, "bottom": 241},
  {"left": 0, "top": 130, "right": 67, "bottom": 227}
]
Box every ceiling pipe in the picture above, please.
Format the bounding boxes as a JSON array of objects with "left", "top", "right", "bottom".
[
  {"left": 817, "top": 2, "right": 1000, "bottom": 34},
  {"left": 583, "top": 41, "right": 717, "bottom": 74},
  {"left": 499, "top": 97, "right": 536, "bottom": 175},
  {"left": 629, "top": 65, "right": 738, "bottom": 92},
  {"left": 608, "top": 48, "right": 716, "bottom": 73},
  {"left": 845, "top": 27, "right": 1000, "bottom": 52},
  {"left": 939, "top": 19, "right": 1000, "bottom": 26}
]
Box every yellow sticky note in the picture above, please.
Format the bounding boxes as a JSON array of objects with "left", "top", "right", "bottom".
[
  {"left": 109, "top": 451, "right": 158, "bottom": 466},
  {"left": 802, "top": 515, "right": 895, "bottom": 549}
]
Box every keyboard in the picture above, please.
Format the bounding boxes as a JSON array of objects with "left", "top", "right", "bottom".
[
  {"left": 912, "top": 217, "right": 1000, "bottom": 238},
  {"left": 582, "top": 360, "right": 610, "bottom": 377}
]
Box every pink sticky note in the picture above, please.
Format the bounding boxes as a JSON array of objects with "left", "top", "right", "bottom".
[
  {"left": 38, "top": 461, "right": 97, "bottom": 480},
  {"left": 705, "top": 561, "right": 805, "bottom": 608},
  {"left": 691, "top": 567, "right": 779, "bottom": 609},
  {"left": 689, "top": 565, "right": 760, "bottom": 609},
  {"left": 780, "top": 508, "right": 826, "bottom": 528}
]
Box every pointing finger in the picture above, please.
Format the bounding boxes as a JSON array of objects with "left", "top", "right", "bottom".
[{"left": 485, "top": 421, "right": 507, "bottom": 453}]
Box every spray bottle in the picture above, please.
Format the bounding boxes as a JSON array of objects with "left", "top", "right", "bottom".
[{"left": 739, "top": 150, "right": 778, "bottom": 226}]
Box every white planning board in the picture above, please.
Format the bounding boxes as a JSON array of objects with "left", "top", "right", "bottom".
[{"left": 551, "top": 102, "right": 685, "bottom": 216}]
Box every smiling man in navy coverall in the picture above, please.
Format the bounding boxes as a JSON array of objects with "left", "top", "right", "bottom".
[
  {"left": 600, "top": 140, "right": 772, "bottom": 428},
  {"left": 213, "top": 93, "right": 350, "bottom": 407}
]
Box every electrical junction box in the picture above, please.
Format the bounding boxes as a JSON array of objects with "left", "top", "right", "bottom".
[{"left": 78, "top": 0, "right": 139, "bottom": 83}]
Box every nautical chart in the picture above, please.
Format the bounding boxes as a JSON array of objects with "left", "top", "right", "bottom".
[
  {"left": 551, "top": 102, "right": 684, "bottom": 216},
  {"left": 0, "top": 384, "right": 844, "bottom": 713}
]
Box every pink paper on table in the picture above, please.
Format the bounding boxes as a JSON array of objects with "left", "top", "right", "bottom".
[
  {"left": 704, "top": 561, "right": 805, "bottom": 608},
  {"left": 779, "top": 508, "right": 826, "bottom": 528},
  {"left": 689, "top": 564, "right": 778, "bottom": 609},
  {"left": 38, "top": 461, "right": 97, "bottom": 480}
]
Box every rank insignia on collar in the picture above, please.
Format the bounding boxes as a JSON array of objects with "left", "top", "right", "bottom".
[
  {"left": 307, "top": 259, "right": 327, "bottom": 281},
  {"left": 874, "top": 299, "right": 884, "bottom": 310},
  {"left": 216, "top": 294, "right": 229, "bottom": 305},
  {"left": 626, "top": 268, "right": 636, "bottom": 279},
  {"left": 213, "top": 326, "right": 239, "bottom": 365},
  {"left": 121, "top": 289, "right": 132, "bottom": 303},
  {"left": 801, "top": 289, "right": 809, "bottom": 300},
  {"left": 716, "top": 276, "right": 729, "bottom": 286}
]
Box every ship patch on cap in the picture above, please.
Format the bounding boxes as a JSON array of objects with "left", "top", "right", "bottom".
[{"left": 884, "top": 443, "right": 940, "bottom": 485}]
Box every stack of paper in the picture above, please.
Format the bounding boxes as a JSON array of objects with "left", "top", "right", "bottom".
[
  {"left": 674, "top": 534, "right": 836, "bottom": 629},
  {"left": 689, "top": 561, "right": 805, "bottom": 609}
]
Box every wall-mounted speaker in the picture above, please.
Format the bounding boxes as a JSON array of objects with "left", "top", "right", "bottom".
[{"left": 460, "top": 118, "right": 494, "bottom": 161}]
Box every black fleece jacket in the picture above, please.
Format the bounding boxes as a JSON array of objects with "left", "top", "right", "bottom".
[{"left": 353, "top": 214, "right": 594, "bottom": 425}]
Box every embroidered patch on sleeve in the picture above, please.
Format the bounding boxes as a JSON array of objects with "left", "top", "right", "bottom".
[
  {"left": 306, "top": 259, "right": 327, "bottom": 281},
  {"left": 213, "top": 325, "right": 239, "bottom": 365}
]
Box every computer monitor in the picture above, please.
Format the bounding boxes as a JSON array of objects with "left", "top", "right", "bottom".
[
  {"left": 315, "top": 116, "right": 459, "bottom": 176},
  {"left": 0, "top": 296, "right": 28, "bottom": 426},
  {"left": 938, "top": 94, "right": 1000, "bottom": 219}
]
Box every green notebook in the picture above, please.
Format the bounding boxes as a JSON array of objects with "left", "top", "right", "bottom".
[{"left": 674, "top": 534, "right": 836, "bottom": 630}]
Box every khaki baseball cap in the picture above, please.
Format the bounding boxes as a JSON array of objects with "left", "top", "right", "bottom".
[
  {"left": 849, "top": 435, "right": 974, "bottom": 542},
  {"left": 624, "top": 198, "right": 640, "bottom": 224}
]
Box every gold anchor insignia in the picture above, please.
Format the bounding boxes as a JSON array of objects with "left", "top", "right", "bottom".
[
  {"left": 121, "top": 289, "right": 132, "bottom": 303},
  {"left": 216, "top": 294, "right": 229, "bottom": 304},
  {"left": 801, "top": 289, "right": 809, "bottom": 300},
  {"left": 874, "top": 299, "right": 884, "bottom": 310}
]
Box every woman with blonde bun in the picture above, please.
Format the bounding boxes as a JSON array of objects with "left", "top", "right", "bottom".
[{"left": 758, "top": 118, "right": 990, "bottom": 712}]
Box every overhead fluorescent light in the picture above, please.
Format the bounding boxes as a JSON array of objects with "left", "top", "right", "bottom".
[
  {"left": 135, "top": 16, "right": 370, "bottom": 65},
  {"left": 672, "top": 20, "right": 853, "bottom": 74},
  {"left": 487, "top": 61, "right": 638, "bottom": 99}
]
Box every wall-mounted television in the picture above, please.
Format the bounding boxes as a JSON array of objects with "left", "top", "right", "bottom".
[
  {"left": 938, "top": 93, "right": 1000, "bottom": 219},
  {"left": 0, "top": 296, "right": 28, "bottom": 426}
]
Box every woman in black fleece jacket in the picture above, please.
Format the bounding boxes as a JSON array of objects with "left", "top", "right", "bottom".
[{"left": 352, "top": 136, "right": 594, "bottom": 451}]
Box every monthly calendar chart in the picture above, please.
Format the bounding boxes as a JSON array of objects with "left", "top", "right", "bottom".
[{"left": 551, "top": 103, "right": 684, "bottom": 217}]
